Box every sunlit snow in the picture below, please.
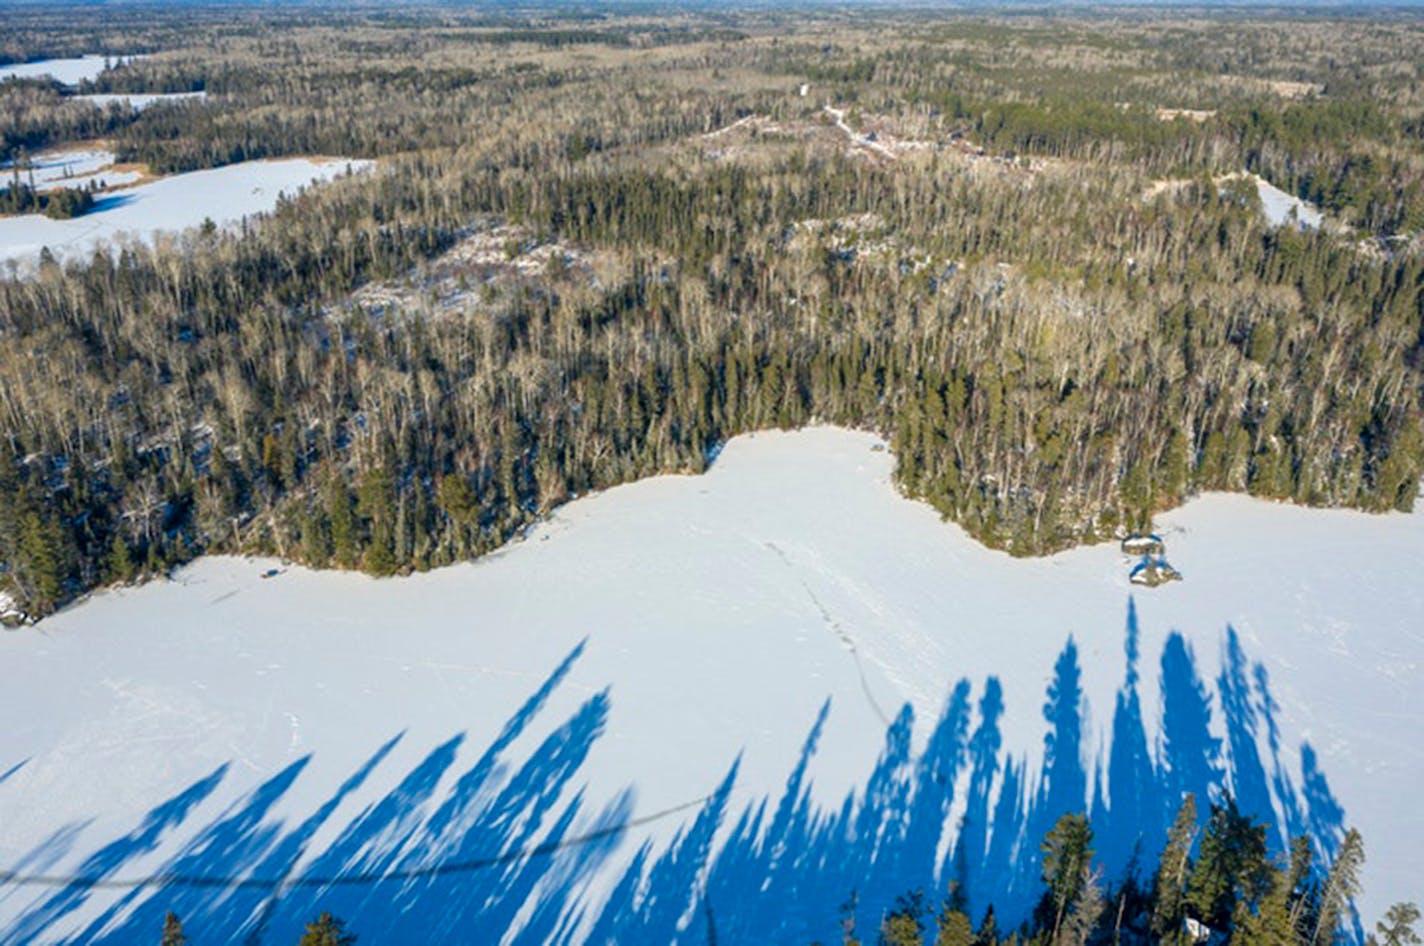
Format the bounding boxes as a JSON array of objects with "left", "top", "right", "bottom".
[
  {"left": 0, "top": 157, "right": 373, "bottom": 271},
  {"left": 0, "top": 55, "right": 139, "bottom": 87},
  {"left": 0, "top": 427, "right": 1418, "bottom": 943}
]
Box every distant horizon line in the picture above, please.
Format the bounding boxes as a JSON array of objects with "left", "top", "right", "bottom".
[{"left": 3, "top": 0, "right": 1424, "bottom": 11}]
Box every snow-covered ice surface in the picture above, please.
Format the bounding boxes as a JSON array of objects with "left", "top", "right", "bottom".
[
  {"left": 74, "top": 91, "right": 207, "bottom": 111},
  {"left": 0, "top": 157, "right": 372, "bottom": 270},
  {"left": 0, "top": 427, "right": 1420, "bottom": 943},
  {"left": 0, "top": 55, "right": 138, "bottom": 87},
  {"left": 0, "top": 148, "right": 141, "bottom": 191}
]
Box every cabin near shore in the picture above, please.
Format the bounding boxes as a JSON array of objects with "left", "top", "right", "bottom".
[
  {"left": 1130, "top": 556, "right": 1183, "bottom": 587},
  {"left": 1121, "top": 533, "right": 1165, "bottom": 557},
  {"left": 1122, "top": 533, "right": 1181, "bottom": 586}
]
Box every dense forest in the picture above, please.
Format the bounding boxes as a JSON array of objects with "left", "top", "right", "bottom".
[{"left": 0, "top": 6, "right": 1422, "bottom": 619}]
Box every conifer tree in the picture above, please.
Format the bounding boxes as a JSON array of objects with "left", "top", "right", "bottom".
[
  {"left": 881, "top": 890, "right": 928, "bottom": 946},
  {"left": 108, "top": 532, "right": 136, "bottom": 584},
  {"left": 1374, "top": 903, "right": 1422, "bottom": 946},
  {"left": 935, "top": 908, "right": 974, "bottom": 946},
  {"left": 975, "top": 905, "right": 999, "bottom": 946},
  {"left": 325, "top": 475, "right": 357, "bottom": 568},
  {"left": 936, "top": 883, "right": 974, "bottom": 946},
  {"left": 1313, "top": 829, "right": 1365, "bottom": 946},
  {"left": 1187, "top": 796, "right": 1270, "bottom": 932},
  {"left": 1232, "top": 861, "right": 1297, "bottom": 946},
  {"left": 1059, "top": 867, "right": 1105, "bottom": 946},
  {"left": 1041, "top": 813, "right": 1094, "bottom": 945},
  {"left": 1151, "top": 794, "right": 1198, "bottom": 944},
  {"left": 160, "top": 912, "right": 187, "bottom": 946},
  {"left": 297, "top": 912, "right": 356, "bottom": 946}
]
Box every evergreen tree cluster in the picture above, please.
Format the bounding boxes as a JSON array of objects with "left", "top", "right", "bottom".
[
  {"left": 1, "top": 9, "right": 1422, "bottom": 618},
  {"left": 859, "top": 802, "right": 1407, "bottom": 946}
]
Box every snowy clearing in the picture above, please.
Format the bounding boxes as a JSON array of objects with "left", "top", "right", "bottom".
[
  {"left": 1147, "top": 171, "right": 1326, "bottom": 230},
  {"left": 0, "top": 427, "right": 1419, "bottom": 943},
  {"left": 0, "top": 55, "right": 139, "bottom": 87},
  {"left": 1250, "top": 174, "right": 1325, "bottom": 229},
  {"left": 74, "top": 91, "right": 207, "bottom": 112},
  {"left": 0, "top": 157, "right": 373, "bottom": 271}
]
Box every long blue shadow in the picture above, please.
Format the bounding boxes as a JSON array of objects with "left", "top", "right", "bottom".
[
  {"left": 0, "top": 607, "right": 1361, "bottom": 944},
  {"left": 0, "top": 760, "right": 26, "bottom": 786}
]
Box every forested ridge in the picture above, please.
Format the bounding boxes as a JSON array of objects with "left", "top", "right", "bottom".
[{"left": 1, "top": 7, "right": 1422, "bottom": 618}]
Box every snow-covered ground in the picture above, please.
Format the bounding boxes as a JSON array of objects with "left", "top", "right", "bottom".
[
  {"left": 0, "top": 157, "right": 372, "bottom": 271},
  {"left": 1146, "top": 172, "right": 1327, "bottom": 232},
  {"left": 0, "top": 427, "right": 1419, "bottom": 943},
  {"left": 74, "top": 91, "right": 207, "bottom": 112},
  {"left": 0, "top": 148, "right": 141, "bottom": 191},
  {"left": 1252, "top": 174, "right": 1324, "bottom": 230},
  {"left": 0, "top": 55, "right": 138, "bottom": 87}
]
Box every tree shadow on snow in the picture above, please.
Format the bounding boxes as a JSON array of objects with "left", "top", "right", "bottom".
[{"left": 0, "top": 609, "right": 1354, "bottom": 944}]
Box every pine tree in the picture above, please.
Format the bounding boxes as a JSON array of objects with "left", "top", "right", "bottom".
[
  {"left": 935, "top": 909, "right": 974, "bottom": 946},
  {"left": 976, "top": 905, "right": 999, "bottom": 946},
  {"left": 357, "top": 465, "right": 396, "bottom": 575},
  {"left": 1152, "top": 794, "right": 1198, "bottom": 943},
  {"left": 298, "top": 912, "right": 356, "bottom": 946},
  {"left": 1041, "top": 813, "right": 1094, "bottom": 944},
  {"left": 1286, "top": 835, "right": 1319, "bottom": 937},
  {"left": 161, "top": 912, "right": 187, "bottom": 946},
  {"left": 1313, "top": 829, "right": 1365, "bottom": 946},
  {"left": 936, "top": 883, "right": 975, "bottom": 946},
  {"left": 1232, "top": 861, "right": 1298, "bottom": 946},
  {"left": 108, "top": 532, "right": 136, "bottom": 584},
  {"left": 1374, "top": 903, "right": 1422, "bottom": 946},
  {"left": 1187, "top": 796, "right": 1270, "bottom": 932},
  {"left": 882, "top": 890, "right": 928, "bottom": 946},
  {"left": 16, "top": 510, "right": 69, "bottom": 615},
  {"left": 325, "top": 475, "right": 357, "bottom": 567},
  {"left": 1059, "top": 867, "right": 1105, "bottom": 946},
  {"left": 841, "top": 889, "right": 862, "bottom": 946}
]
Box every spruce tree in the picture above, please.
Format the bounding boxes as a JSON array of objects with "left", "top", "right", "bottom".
[
  {"left": 161, "top": 912, "right": 187, "bottom": 946},
  {"left": 936, "top": 883, "right": 974, "bottom": 946},
  {"left": 935, "top": 909, "right": 974, "bottom": 946},
  {"left": 881, "top": 890, "right": 928, "bottom": 946},
  {"left": 1187, "top": 796, "right": 1270, "bottom": 933},
  {"left": 1313, "top": 829, "right": 1365, "bottom": 946},
  {"left": 108, "top": 532, "right": 136, "bottom": 584},
  {"left": 975, "top": 905, "right": 999, "bottom": 946},
  {"left": 1041, "top": 813, "right": 1094, "bottom": 944},
  {"left": 1374, "top": 903, "right": 1422, "bottom": 946},
  {"left": 1152, "top": 794, "right": 1198, "bottom": 944},
  {"left": 297, "top": 912, "right": 356, "bottom": 946},
  {"left": 1060, "top": 868, "right": 1105, "bottom": 946},
  {"left": 325, "top": 475, "right": 357, "bottom": 567}
]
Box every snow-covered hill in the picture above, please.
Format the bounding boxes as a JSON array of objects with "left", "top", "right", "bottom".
[{"left": 0, "top": 427, "right": 1419, "bottom": 943}]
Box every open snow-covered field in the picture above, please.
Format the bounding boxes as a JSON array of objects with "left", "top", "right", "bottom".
[
  {"left": 0, "top": 157, "right": 371, "bottom": 270},
  {"left": 0, "top": 428, "right": 1419, "bottom": 943}
]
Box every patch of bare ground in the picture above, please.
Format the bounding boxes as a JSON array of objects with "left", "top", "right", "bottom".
[
  {"left": 1155, "top": 107, "right": 1216, "bottom": 123},
  {"left": 347, "top": 220, "right": 630, "bottom": 319}
]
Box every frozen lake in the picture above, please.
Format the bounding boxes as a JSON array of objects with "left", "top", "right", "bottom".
[
  {"left": 0, "top": 427, "right": 1418, "bottom": 942},
  {"left": 0, "top": 157, "right": 372, "bottom": 271},
  {"left": 0, "top": 147, "right": 141, "bottom": 191},
  {"left": 0, "top": 55, "right": 138, "bottom": 87}
]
